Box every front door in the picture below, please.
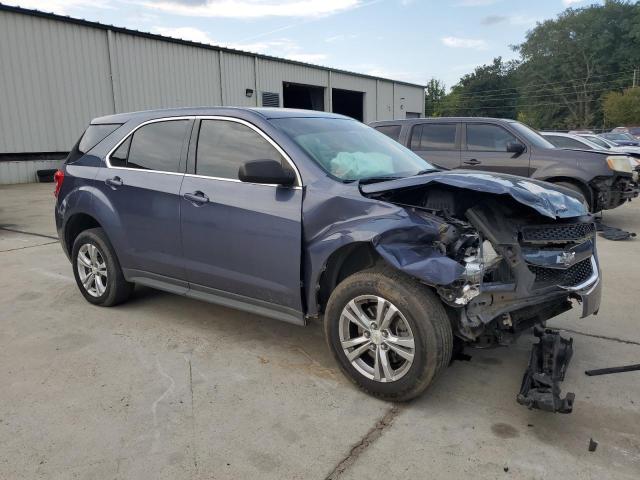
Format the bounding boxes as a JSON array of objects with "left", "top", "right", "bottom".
[
  {"left": 95, "top": 118, "right": 192, "bottom": 281},
  {"left": 180, "top": 118, "right": 303, "bottom": 313},
  {"left": 461, "top": 123, "right": 531, "bottom": 176}
]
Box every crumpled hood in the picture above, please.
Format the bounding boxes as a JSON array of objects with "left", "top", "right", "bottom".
[{"left": 360, "top": 170, "right": 587, "bottom": 219}]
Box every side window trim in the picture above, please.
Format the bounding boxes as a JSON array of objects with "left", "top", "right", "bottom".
[
  {"left": 185, "top": 115, "right": 302, "bottom": 187},
  {"left": 464, "top": 122, "right": 525, "bottom": 152},
  {"left": 104, "top": 116, "right": 193, "bottom": 175}
]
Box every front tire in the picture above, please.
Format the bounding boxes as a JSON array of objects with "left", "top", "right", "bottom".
[
  {"left": 72, "top": 228, "right": 133, "bottom": 306},
  {"left": 324, "top": 267, "right": 453, "bottom": 401}
]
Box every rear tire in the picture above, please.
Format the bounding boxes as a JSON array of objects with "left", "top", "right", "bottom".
[
  {"left": 324, "top": 266, "right": 453, "bottom": 401},
  {"left": 72, "top": 228, "right": 133, "bottom": 306}
]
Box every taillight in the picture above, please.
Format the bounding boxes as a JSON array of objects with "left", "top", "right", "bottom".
[{"left": 54, "top": 169, "right": 65, "bottom": 197}]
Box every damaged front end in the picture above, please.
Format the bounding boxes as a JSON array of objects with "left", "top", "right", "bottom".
[{"left": 360, "top": 172, "right": 602, "bottom": 413}]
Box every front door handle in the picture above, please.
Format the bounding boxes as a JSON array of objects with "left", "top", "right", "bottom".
[
  {"left": 183, "top": 191, "right": 209, "bottom": 205},
  {"left": 106, "top": 176, "right": 123, "bottom": 188},
  {"left": 463, "top": 159, "right": 481, "bottom": 166}
]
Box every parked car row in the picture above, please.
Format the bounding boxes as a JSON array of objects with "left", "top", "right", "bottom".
[{"left": 371, "top": 117, "right": 639, "bottom": 213}]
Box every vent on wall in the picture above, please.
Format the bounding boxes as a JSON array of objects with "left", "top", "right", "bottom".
[{"left": 261, "top": 91, "right": 280, "bottom": 107}]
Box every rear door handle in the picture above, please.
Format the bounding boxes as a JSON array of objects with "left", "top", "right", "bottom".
[
  {"left": 106, "top": 176, "right": 123, "bottom": 188},
  {"left": 463, "top": 159, "right": 481, "bottom": 166},
  {"left": 183, "top": 191, "right": 209, "bottom": 205}
]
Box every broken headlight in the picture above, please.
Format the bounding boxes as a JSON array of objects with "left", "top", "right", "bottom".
[{"left": 606, "top": 155, "right": 633, "bottom": 174}]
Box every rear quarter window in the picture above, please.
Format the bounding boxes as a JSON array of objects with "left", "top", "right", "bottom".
[{"left": 66, "top": 123, "right": 121, "bottom": 164}]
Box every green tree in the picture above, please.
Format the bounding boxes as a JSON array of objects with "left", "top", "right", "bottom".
[
  {"left": 440, "top": 57, "right": 518, "bottom": 118},
  {"left": 603, "top": 88, "right": 640, "bottom": 125},
  {"left": 514, "top": 0, "right": 640, "bottom": 129},
  {"left": 424, "top": 78, "right": 446, "bottom": 117}
]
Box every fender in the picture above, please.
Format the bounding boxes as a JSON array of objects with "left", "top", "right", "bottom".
[{"left": 302, "top": 190, "right": 462, "bottom": 316}]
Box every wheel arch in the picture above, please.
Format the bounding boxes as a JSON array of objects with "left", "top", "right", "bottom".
[
  {"left": 63, "top": 213, "right": 103, "bottom": 256},
  {"left": 316, "top": 242, "right": 381, "bottom": 315},
  {"left": 543, "top": 176, "right": 594, "bottom": 209}
]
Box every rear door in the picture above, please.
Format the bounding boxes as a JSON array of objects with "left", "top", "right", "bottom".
[
  {"left": 180, "top": 117, "right": 303, "bottom": 313},
  {"left": 95, "top": 118, "right": 192, "bottom": 282},
  {"left": 408, "top": 122, "right": 461, "bottom": 169},
  {"left": 462, "top": 122, "right": 530, "bottom": 176}
]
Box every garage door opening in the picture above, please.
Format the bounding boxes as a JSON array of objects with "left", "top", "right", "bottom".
[
  {"left": 283, "top": 82, "right": 325, "bottom": 111},
  {"left": 332, "top": 89, "right": 364, "bottom": 121}
]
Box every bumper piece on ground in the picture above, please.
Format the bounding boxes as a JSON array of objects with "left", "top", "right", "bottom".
[{"left": 517, "top": 327, "right": 574, "bottom": 414}]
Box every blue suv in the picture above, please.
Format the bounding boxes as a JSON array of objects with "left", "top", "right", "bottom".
[{"left": 55, "top": 108, "right": 601, "bottom": 408}]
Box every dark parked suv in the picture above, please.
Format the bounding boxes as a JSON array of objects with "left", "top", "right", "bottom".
[
  {"left": 371, "top": 117, "right": 638, "bottom": 212},
  {"left": 55, "top": 108, "right": 601, "bottom": 411}
]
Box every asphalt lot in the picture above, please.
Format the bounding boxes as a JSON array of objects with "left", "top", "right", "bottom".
[{"left": 1, "top": 182, "right": 639, "bottom": 479}]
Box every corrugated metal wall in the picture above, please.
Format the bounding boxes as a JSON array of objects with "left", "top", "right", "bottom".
[
  {"left": 376, "top": 81, "right": 395, "bottom": 121},
  {"left": 0, "top": 159, "right": 63, "bottom": 185},
  {"left": 0, "top": 7, "right": 424, "bottom": 183},
  {"left": 222, "top": 52, "right": 257, "bottom": 107},
  {"left": 0, "top": 10, "right": 114, "bottom": 153},
  {"left": 109, "top": 31, "right": 222, "bottom": 112}
]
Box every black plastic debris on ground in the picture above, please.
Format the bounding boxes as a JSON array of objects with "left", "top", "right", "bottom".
[
  {"left": 595, "top": 218, "right": 636, "bottom": 241},
  {"left": 585, "top": 363, "right": 640, "bottom": 376},
  {"left": 588, "top": 438, "right": 598, "bottom": 452}
]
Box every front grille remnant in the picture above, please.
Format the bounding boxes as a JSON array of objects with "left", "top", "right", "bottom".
[
  {"left": 529, "top": 258, "right": 593, "bottom": 287},
  {"left": 521, "top": 223, "right": 595, "bottom": 244}
]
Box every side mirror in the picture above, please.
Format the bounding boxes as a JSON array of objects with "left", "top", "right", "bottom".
[
  {"left": 238, "top": 159, "right": 296, "bottom": 186},
  {"left": 506, "top": 142, "right": 526, "bottom": 154}
]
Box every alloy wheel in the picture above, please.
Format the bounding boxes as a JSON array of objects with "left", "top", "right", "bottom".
[
  {"left": 338, "top": 295, "right": 415, "bottom": 383},
  {"left": 76, "top": 243, "right": 108, "bottom": 298}
]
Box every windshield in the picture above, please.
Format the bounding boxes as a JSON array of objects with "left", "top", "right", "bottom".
[
  {"left": 271, "top": 117, "right": 434, "bottom": 181},
  {"left": 509, "top": 121, "right": 555, "bottom": 149}
]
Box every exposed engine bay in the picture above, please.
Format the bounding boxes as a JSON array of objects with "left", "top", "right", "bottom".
[
  {"left": 360, "top": 180, "right": 601, "bottom": 414},
  {"left": 367, "top": 184, "right": 601, "bottom": 345}
]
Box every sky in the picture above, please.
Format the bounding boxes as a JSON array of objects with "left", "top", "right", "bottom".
[{"left": 4, "top": 0, "right": 604, "bottom": 88}]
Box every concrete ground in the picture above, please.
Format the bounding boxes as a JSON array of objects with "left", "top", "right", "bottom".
[{"left": 1, "top": 182, "right": 639, "bottom": 480}]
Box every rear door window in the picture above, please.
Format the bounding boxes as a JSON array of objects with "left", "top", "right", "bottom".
[
  {"left": 410, "top": 123, "right": 457, "bottom": 150},
  {"left": 374, "top": 125, "right": 402, "bottom": 141},
  {"left": 123, "top": 120, "right": 189, "bottom": 172},
  {"left": 466, "top": 124, "right": 518, "bottom": 151},
  {"left": 195, "top": 120, "right": 286, "bottom": 180}
]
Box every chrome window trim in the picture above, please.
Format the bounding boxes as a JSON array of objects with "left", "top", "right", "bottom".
[
  {"left": 105, "top": 115, "right": 303, "bottom": 187},
  {"left": 104, "top": 116, "right": 193, "bottom": 175},
  {"left": 194, "top": 115, "right": 302, "bottom": 187}
]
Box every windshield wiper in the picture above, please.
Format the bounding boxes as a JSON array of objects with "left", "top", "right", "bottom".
[{"left": 355, "top": 175, "right": 404, "bottom": 185}]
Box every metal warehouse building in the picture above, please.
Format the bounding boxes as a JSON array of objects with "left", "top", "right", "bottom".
[{"left": 0, "top": 4, "right": 425, "bottom": 184}]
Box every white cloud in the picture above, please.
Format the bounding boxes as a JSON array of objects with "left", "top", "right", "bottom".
[
  {"left": 2, "top": 0, "right": 112, "bottom": 14},
  {"left": 563, "top": 0, "right": 587, "bottom": 5},
  {"left": 152, "top": 26, "right": 217, "bottom": 44},
  {"left": 141, "top": 0, "right": 361, "bottom": 18},
  {"left": 151, "top": 26, "right": 328, "bottom": 63},
  {"left": 324, "top": 33, "right": 358, "bottom": 43},
  {"left": 285, "top": 52, "right": 328, "bottom": 62},
  {"left": 456, "top": 0, "right": 500, "bottom": 6},
  {"left": 441, "top": 36, "right": 488, "bottom": 50}
]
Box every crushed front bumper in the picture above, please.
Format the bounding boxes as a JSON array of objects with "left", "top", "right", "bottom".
[{"left": 591, "top": 174, "right": 639, "bottom": 211}]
